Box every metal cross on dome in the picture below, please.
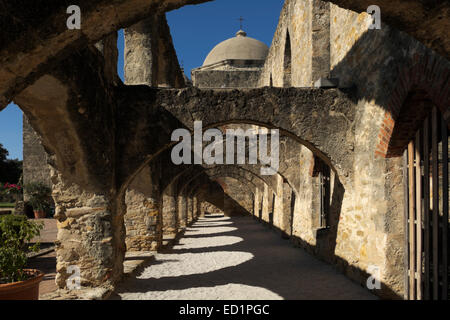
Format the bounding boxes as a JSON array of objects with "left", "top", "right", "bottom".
[{"left": 238, "top": 16, "right": 244, "bottom": 30}]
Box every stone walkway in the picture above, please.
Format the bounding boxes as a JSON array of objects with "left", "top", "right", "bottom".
[
  {"left": 111, "top": 215, "right": 377, "bottom": 300},
  {"left": 27, "top": 218, "right": 58, "bottom": 297}
]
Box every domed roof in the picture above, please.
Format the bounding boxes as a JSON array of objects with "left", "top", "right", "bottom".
[{"left": 203, "top": 30, "right": 269, "bottom": 67}]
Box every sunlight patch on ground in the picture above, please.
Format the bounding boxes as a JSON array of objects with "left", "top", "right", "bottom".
[
  {"left": 176, "top": 236, "right": 243, "bottom": 250},
  {"left": 137, "top": 251, "right": 254, "bottom": 279},
  {"left": 120, "top": 284, "right": 283, "bottom": 300}
]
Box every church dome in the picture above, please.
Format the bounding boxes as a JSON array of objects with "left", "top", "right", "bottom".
[{"left": 202, "top": 30, "right": 269, "bottom": 67}]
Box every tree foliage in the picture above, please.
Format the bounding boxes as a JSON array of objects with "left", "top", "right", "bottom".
[{"left": 0, "top": 143, "right": 22, "bottom": 184}]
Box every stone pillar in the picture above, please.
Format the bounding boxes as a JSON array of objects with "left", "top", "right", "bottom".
[
  {"left": 162, "top": 185, "right": 177, "bottom": 236},
  {"left": 253, "top": 188, "right": 261, "bottom": 218},
  {"left": 124, "top": 166, "right": 161, "bottom": 252},
  {"left": 124, "top": 18, "right": 153, "bottom": 86},
  {"left": 262, "top": 184, "right": 270, "bottom": 223},
  {"left": 282, "top": 182, "right": 293, "bottom": 238},
  {"left": 273, "top": 175, "right": 284, "bottom": 231},
  {"left": 184, "top": 197, "right": 189, "bottom": 226},
  {"left": 311, "top": 0, "right": 331, "bottom": 83},
  {"left": 192, "top": 197, "right": 198, "bottom": 219},
  {"left": 124, "top": 14, "right": 185, "bottom": 88},
  {"left": 177, "top": 195, "right": 187, "bottom": 230},
  {"left": 187, "top": 197, "right": 193, "bottom": 224},
  {"left": 196, "top": 197, "right": 203, "bottom": 218},
  {"left": 53, "top": 172, "right": 124, "bottom": 289}
]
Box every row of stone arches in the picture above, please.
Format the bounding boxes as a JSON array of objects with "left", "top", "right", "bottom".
[{"left": 2, "top": 0, "right": 449, "bottom": 300}]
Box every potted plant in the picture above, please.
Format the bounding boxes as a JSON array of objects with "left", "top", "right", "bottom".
[
  {"left": 0, "top": 214, "right": 44, "bottom": 300},
  {"left": 24, "top": 183, "right": 51, "bottom": 219}
]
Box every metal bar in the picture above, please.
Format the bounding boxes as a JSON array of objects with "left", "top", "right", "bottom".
[
  {"left": 432, "top": 106, "right": 440, "bottom": 300},
  {"left": 403, "top": 149, "right": 410, "bottom": 300},
  {"left": 415, "top": 130, "right": 423, "bottom": 300},
  {"left": 423, "top": 116, "right": 431, "bottom": 300},
  {"left": 408, "top": 141, "right": 416, "bottom": 300},
  {"left": 441, "top": 115, "right": 448, "bottom": 300},
  {"left": 319, "top": 171, "right": 324, "bottom": 228}
]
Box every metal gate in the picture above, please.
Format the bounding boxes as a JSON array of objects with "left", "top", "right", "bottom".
[{"left": 403, "top": 106, "right": 449, "bottom": 300}]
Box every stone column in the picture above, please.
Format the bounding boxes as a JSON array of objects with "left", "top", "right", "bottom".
[
  {"left": 253, "top": 188, "right": 261, "bottom": 218},
  {"left": 184, "top": 197, "right": 189, "bottom": 226},
  {"left": 282, "top": 182, "right": 293, "bottom": 238},
  {"left": 196, "top": 197, "right": 203, "bottom": 218},
  {"left": 124, "top": 166, "right": 161, "bottom": 252},
  {"left": 162, "top": 186, "right": 177, "bottom": 236},
  {"left": 177, "top": 195, "right": 187, "bottom": 230},
  {"left": 124, "top": 14, "right": 185, "bottom": 88},
  {"left": 273, "top": 175, "right": 284, "bottom": 231},
  {"left": 124, "top": 18, "right": 154, "bottom": 86},
  {"left": 311, "top": 0, "right": 331, "bottom": 84},
  {"left": 53, "top": 172, "right": 124, "bottom": 289},
  {"left": 262, "top": 184, "right": 270, "bottom": 223},
  {"left": 187, "top": 198, "right": 193, "bottom": 224},
  {"left": 192, "top": 197, "right": 198, "bottom": 219}
]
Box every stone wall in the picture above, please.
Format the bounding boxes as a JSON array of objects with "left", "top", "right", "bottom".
[
  {"left": 254, "top": 0, "right": 448, "bottom": 298},
  {"left": 192, "top": 70, "right": 261, "bottom": 89},
  {"left": 124, "top": 166, "right": 161, "bottom": 252},
  {"left": 219, "top": 177, "right": 254, "bottom": 216},
  {"left": 22, "top": 115, "right": 52, "bottom": 189},
  {"left": 259, "top": 0, "right": 313, "bottom": 87}
]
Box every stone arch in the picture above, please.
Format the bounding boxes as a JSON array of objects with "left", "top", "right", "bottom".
[
  {"left": 0, "top": 0, "right": 211, "bottom": 108},
  {"left": 186, "top": 175, "right": 256, "bottom": 217},
  {"left": 119, "top": 86, "right": 355, "bottom": 194},
  {"left": 375, "top": 53, "right": 450, "bottom": 158},
  {"left": 176, "top": 165, "right": 276, "bottom": 198}
]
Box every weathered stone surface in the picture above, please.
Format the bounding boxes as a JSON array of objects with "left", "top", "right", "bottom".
[
  {"left": 0, "top": 0, "right": 212, "bottom": 110},
  {"left": 23, "top": 115, "right": 52, "bottom": 191},
  {"left": 11, "top": 0, "right": 449, "bottom": 301},
  {"left": 324, "top": 0, "right": 450, "bottom": 59},
  {"left": 124, "top": 14, "right": 185, "bottom": 88}
]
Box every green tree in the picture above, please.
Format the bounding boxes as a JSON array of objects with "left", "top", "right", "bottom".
[{"left": 0, "top": 143, "right": 23, "bottom": 184}]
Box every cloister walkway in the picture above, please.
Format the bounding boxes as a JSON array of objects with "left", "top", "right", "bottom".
[{"left": 111, "top": 215, "right": 377, "bottom": 300}]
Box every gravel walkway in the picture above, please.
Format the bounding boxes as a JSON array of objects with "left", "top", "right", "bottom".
[{"left": 112, "top": 215, "right": 377, "bottom": 300}]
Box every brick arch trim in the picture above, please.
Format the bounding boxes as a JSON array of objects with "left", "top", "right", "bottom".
[{"left": 375, "top": 52, "right": 450, "bottom": 158}]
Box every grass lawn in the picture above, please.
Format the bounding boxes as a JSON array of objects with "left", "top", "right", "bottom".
[{"left": 0, "top": 202, "right": 15, "bottom": 208}]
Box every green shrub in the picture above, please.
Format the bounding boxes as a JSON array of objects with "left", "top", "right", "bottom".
[{"left": 0, "top": 215, "right": 43, "bottom": 283}]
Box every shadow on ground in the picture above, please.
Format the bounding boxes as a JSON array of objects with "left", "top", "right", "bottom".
[{"left": 111, "top": 214, "right": 378, "bottom": 300}]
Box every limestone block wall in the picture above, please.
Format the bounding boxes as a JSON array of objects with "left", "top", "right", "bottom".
[
  {"left": 162, "top": 186, "right": 178, "bottom": 235},
  {"left": 220, "top": 177, "right": 254, "bottom": 216},
  {"left": 255, "top": 0, "right": 449, "bottom": 299},
  {"left": 259, "top": 0, "right": 313, "bottom": 87},
  {"left": 259, "top": 0, "right": 331, "bottom": 88},
  {"left": 23, "top": 115, "right": 52, "bottom": 190},
  {"left": 124, "top": 166, "right": 161, "bottom": 252},
  {"left": 200, "top": 201, "right": 223, "bottom": 216},
  {"left": 192, "top": 70, "right": 261, "bottom": 89},
  {"left": 327, "top": 4, "right": 448, "bottom": 298},
  {"left": 125, "top": 189, "right": 160, "bottom": 251}
]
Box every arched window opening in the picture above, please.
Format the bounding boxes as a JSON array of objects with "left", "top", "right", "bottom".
[{"left": 283, "top": 30, "right": 292, "bottom": 88}]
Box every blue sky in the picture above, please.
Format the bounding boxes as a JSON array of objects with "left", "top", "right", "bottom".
[{"left": 0, "top": 0, "right": 284, "bottom": 160}]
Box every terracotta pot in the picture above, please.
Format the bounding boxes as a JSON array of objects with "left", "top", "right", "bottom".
[
  {"left": 33, "top": 210, "right": 46, "bottom": 219},
  {"left": 0, "top": 269, "right": 44, "bottom": 300}
]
